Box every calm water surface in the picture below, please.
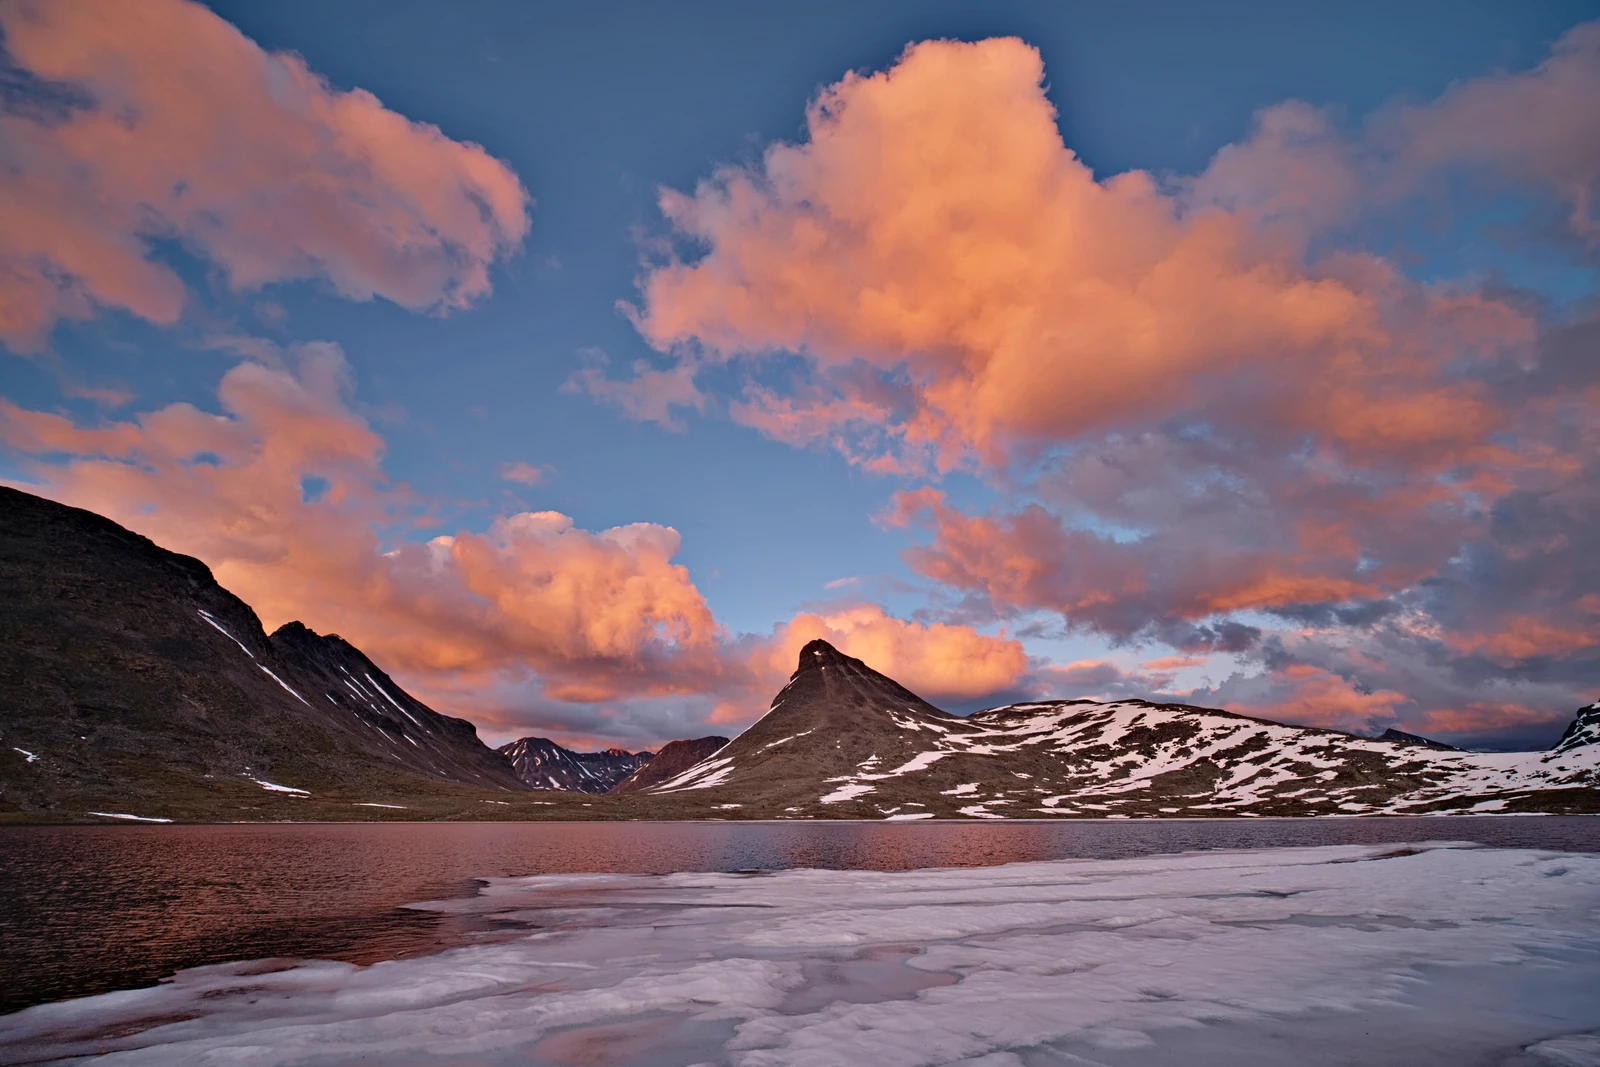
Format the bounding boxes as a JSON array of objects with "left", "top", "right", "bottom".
[{"left": 2, "top": 816, "right": 1598, "bottom": 1015}]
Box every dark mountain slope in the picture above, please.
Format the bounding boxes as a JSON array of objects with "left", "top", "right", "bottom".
[
  {"left": 609, "top": 736, "right": 728, "bottom": 794},
  {"left": 0, "top": 486, "right": 525, "bottom": 820},
  {"left": 498, "top": 736, "right": 650, "bottom": 792},
  {"left": 270, "top": 621, "right": 524, "bottom": 787}
]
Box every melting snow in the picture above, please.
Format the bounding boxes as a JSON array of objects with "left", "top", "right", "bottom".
[
  {"left": 85, "top": 812, "right": 172, "bottom": 823},
  {"left": 818, "top": 783, "right": 876, "bottom": 804},
  {"left": 364, "top": 674, "right": 425, "bottom": 729},
  {"left": 196, "top": 610, "right": 253, "bottom": 657},
  {"left": 6, "top": 845, "right": 1598, "bottom": 1066},
  {"left": 762, "top": 729, "right": 815, "bottom": 751},
  {"left": 651, "top": 756, "right": 736, "bottom": 793},
  {"left": 256, "top": 665, "right": 311, "bottom": 707},
  {"left": 247, "top": 777, "right": 309, "bottom": 796},
  {"left": 886, "top": 700, "right": 1600, "bottom": 814},
  {"left": 886, "top": 750, "right": 947, "bottom": 775}
]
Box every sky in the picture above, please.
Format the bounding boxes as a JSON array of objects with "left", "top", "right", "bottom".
[{"left": 2, "top": 0, "right": 1598, "bottom": 751}]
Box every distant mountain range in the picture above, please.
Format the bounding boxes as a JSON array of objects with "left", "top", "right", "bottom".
[
  {"left": 1, "top": 487, "right": 1594, "bottom": 822},
  {"left": 498, "top": 736, "right": 651, "bottom": 792}
]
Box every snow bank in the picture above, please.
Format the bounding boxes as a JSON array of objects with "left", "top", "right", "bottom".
[{"left": 3, "top": 844, "right": 1598, "bottom": 1066}]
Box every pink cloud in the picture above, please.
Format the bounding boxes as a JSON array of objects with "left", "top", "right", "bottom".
[
  {"left": 500, "top": 461, "right": 547, "bottom": 487},
  {"left": 0, "top": 0, "right": 530, "bottom": 349},
  {"left": 1213, "top": 663, "right": 1414, "bottom": 733},
  {"left": 1141, "top": 655, "right": 1208, "bottom": 672}
]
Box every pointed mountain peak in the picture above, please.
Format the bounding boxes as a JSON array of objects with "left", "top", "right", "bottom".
[
  {"left": 1378, "top": 727, "right": 1458, "bottom": 751},
  {"left": 797, "top": 638, "right": 854, "bottom": 670}
]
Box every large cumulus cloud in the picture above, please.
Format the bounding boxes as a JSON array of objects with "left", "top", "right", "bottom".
[{"left": 614, "top": 31, "right": 1600, "bottom": 745}]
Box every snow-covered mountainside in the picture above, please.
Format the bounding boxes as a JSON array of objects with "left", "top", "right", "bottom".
[
  {"left": 1556, "top": 702, "right": 1600, "bottom": 752},
  {"left": 0, "top": 486, "right": 528, "bottom": 819},
  {"left": 644, "top": 640, "right": 1600, "bottom": 817},
  {"left": 609, "top": 736, "right": 729, "bottom": 794},
  {"left": 497, "top": 737, "right": 650, "bottom": 793}
]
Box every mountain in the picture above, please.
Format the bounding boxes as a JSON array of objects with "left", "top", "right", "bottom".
[
  {"left": 0, "top": 486, "right": 530, "bottom": 820},
  {"left": 637, "top": 639, "right": 1600, "bottom": 817},
  {"left": 498, "top": 736, "right": 650, "bottom": 793},
  {"left": 4, "top": 486, "right": 1595, "bottom": 823},
  {"left": 1376, "top": 727, "right": 1458, "bottom": 750},
  {"left": 1556, "top": 702, "right": 1600, "bottom": 752},
  {"left": 608, "top": 736, "right": 728, "bottom": 794}
]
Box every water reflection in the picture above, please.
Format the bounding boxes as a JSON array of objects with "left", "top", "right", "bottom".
[{"left": 1, "top": 816, "right": 1596, "bottom": 1015}]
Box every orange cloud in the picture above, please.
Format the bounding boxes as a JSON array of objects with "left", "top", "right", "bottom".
[
  {"left": 761, "top": 604, "right": 1026, "bottom": 701},
  {"left": 0, "top": 346, "right": 716, "bottom": 707},
  {"left": 1447, "top": 618, "right": 1600, "bottom": 663},
  {"left": 630, "top": 36, "right": 1530, "bottom": 474},
  {"left": 1219, "top": 664, "right": 1413, "bottom": 732},
  {"left": 1141, "top": 656, "right": 1208, "bottom": 671},
  {"left": 0, "top": 0, "right": 529, "bottom": 349},
  {"left": 886, "top": 488, "right": 1440, "bottom": 636}
]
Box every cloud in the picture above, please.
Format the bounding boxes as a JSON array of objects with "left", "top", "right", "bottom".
[
  {"left": 0, "top": 0, "right": 530, "bottom": 349},
  {"left": 1141, "top": 656, "right": 1207, "bottom": 671},
  {"left": 749, "top": 604, "right": 1027, "bottom": 706},
  {"left": 563, "top": 350, "right": 706, "bottom": 432},
  {"left": 499, "top": 461, "right": 547, "bottom": 487},
  {"left": 0, "top": 349, "right": 1025, "bottom": 742},
  {"left": 1197, "top": 663, "right": 1415, "bottom": 734},
  {"left": 0, "top": 345, "right": 718, "bottom": 708},
  {"left": 1382, "top": 21, "right": 1600, "bottom": 233},
  {"left": 618, "top": 30, "right": 1600, "bottom": 745},
  {"left": 630, "top": 36, "right": 1532, "bottom": 475},
  {"left": 887, "top": 484, "right": 1435, "bottom": 640}
]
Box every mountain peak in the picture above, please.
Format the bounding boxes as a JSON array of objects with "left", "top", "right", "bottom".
[
  {"left": 1378, "top": 727, "right": 1458, "bottom": 751},
  {"left": 796, "top": 638, "right": 853, "bottom": 670}
]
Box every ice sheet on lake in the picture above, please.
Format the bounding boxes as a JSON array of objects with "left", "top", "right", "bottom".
[{"left": 4, "top": 844, "right": 1599, "bottom": 1066}]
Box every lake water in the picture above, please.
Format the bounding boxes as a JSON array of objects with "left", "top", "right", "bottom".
[{"left": 3, "top": 816, "right": 1598, "bottom": 1017}]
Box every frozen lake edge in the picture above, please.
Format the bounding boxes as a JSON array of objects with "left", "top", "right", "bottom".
[{"left": 3, "top": 841, "right": 1599, "bottom": 1066}]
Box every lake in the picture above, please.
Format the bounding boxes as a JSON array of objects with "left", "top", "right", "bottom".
[{"left": 3, "top": 816, "right": 1599, "bottom": 1017}]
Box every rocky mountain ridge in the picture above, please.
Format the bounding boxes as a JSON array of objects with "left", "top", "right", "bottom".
[
  {"left": 498, "top": 736, "right": 651, "bottom": 793},
  {"left": 609, "top": 736, "right": 729, "bottom": 794},
  {"left": 0, "top": 486, "right": 529, "bottom": 818},
  {"left": 641, "top": 640, "right": 1600, "bottom": 818}
]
